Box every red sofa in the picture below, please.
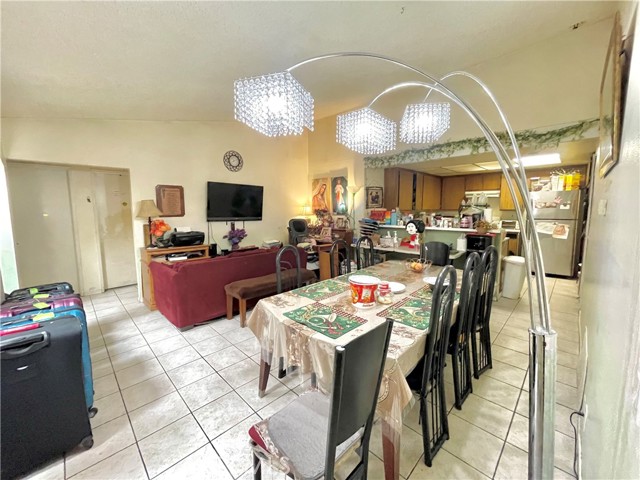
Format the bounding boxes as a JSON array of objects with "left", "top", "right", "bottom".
[{"left": 149, "top": 247, "right": 308, "bottom": 330}]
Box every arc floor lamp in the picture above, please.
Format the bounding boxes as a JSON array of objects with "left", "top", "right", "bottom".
[{"left": 234, "top": 52, "right": 556, "bottom": 480}]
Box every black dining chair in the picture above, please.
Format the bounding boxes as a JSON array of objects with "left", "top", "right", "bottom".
[
  {"left": 354, "top": 236, "right": 375, "bottom": 270},
  {"left": 470, "top": 245, "right": 498, "bottom": 379},
  {"left": 406, "top": 265, "right": 457, "bottom": 467},
  {"left": 329, "top": 239, "right": 351, "bottom": 278},
  {"left": 249, "top": 318, "right": 394, "bottom": 480},
  {"left": 448, "top": 252, "right": 482, "bottom": 410},
  {"left": 424, "top": 241, "right": 451, "bottom": 266}
]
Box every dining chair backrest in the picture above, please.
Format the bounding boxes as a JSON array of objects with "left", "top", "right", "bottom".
[
  {"left": 354, "top": 236, "right": 375, "bottom": 270},
  {"left": 449, "top": 252, "right": 482, "bottom": 409},
  {"left": 476, "top": 245, "right": 498, "bottom": 330},
  {"left": 287, "top": 218, "right": 308, "bottom": 245},
  {"left": 329, "top": 239, "right": 351, "bottom": 278},
  {"left": 454, "top": 252, "right": 483, "bottom": 341},
  {"left": 471, "top": 245, "right": 498, "bottom": 378},
  {"left": 324, "top": 318, "right": 394, "bottom": 477},
  {"left": 424, "top": 241, "right": 450, "bottom": 266},
  {"left": 275, "top": 245, "right": 302, "bottom": 294},
  {"left": 415, "top": 265, "right": 456, "bottom": 466},
  {"left": 421, "top": 265, "right": 457, "bottom": 395}
]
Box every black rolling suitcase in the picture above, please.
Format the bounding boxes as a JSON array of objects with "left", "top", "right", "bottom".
[{"left": 1, "top": 316, "right": 93, "bottom": 480}]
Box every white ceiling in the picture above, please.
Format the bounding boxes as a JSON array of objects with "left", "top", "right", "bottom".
[{"left": 1, "top": 1, "right": 620, "bottom": 122}]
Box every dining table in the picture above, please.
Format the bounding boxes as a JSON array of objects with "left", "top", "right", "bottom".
[{"left": 246, "top": 259, "right": 461, "bottom": 480}]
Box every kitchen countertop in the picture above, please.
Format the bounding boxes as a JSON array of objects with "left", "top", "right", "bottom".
[{"left": 378, "top": 225, "right": 503, "bottom": 234}]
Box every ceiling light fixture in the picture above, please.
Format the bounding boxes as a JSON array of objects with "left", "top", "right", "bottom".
[
  {"left": 336, "top": 107, "right": 396, "bottom": 154},
  {"left": 234, "top": 72, "right": 313, "bottom": 137},
  {"left": 233, "top": 54, "right": 555, "bottom": 477},
  {"left": 514, "top": 153, "right": 561, "bottom": 167},
  {"left": 399, "top": 102, "right": 451, "bottom": 144}
]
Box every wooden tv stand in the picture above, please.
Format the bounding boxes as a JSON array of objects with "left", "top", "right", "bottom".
[{"left": 140, "top": 245, "right": 209, "bottom": 310}]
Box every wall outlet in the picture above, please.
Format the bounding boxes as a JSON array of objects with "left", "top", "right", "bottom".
[{"left": 598, "top": 199, "right": 607, "bottom": 216}]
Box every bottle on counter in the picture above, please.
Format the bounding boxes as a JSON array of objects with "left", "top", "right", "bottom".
[{"left": 393, "top": 231, "right": 399, "bottom": 248}]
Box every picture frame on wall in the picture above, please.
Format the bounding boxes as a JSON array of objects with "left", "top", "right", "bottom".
[
  {"left": 155, "top": 184, "right": 185, "bottom": 217},
  {"left": 366, "top": 186, "right": 383, "bottom": 208},
  {"left": 598, "top": 12, "right": 623, "bottom": 178}
]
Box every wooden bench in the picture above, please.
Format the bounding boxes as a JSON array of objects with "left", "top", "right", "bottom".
[{"left": 225, "top": 269, "right": 316, "bottom": 327}]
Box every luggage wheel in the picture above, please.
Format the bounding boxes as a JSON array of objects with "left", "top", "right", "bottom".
[
  {"left": 81, "top": 436, "right": 94, "bottom": 449},
  {"left": 88, "top": 406, "right": 98, "bottom": 418}
]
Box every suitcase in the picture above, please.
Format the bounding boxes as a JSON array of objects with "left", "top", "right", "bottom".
[
  {"left": 1, "top": 316, "right": 93, "bottom": 480},
  {"left": 1, "top": 308, "right": 96, "bottom": 414},
  {"left": 4, "top": 282, "right": 74, "bottom": 303},
  {"left": 0, "top": 293, "right": 84, "bottom": 318}
]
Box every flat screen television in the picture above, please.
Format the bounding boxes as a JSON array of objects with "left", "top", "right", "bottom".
[{"left": 207, "top": 181, "right": 264, "bottom": 221}]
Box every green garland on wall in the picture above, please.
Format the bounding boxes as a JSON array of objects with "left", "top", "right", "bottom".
[{"left": 364, "top": 118, "right": 598, "bottom": 168}]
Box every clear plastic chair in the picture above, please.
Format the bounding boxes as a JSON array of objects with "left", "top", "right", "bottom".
[
  {"left": 329, "top": 239, "right": 351, "bottom": 278},
  {"left": 354, "top": 236, "right": 375, "bottom": 270}
]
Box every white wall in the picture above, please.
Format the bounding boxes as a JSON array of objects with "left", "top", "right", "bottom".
[
  {"left": 1, "top": 118, "right": 309, "bottom": 290},
  {"left": 579, "top": 6, "right": 639, "bottom": 479}
]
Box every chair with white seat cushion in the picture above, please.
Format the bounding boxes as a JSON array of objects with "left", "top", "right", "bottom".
[{"left": 248, "top": 318, "right": 394, "bottom": 479}]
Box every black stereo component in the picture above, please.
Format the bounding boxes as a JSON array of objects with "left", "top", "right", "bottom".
[
  {"left": 209, "top": 243, "right": 218, "bottom": 258},
  {"left": 169, "top": 231, "right": 205, "bottom": 247}
]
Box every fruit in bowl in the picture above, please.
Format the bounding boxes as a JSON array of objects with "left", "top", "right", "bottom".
[{"left": 405, "top": 259, "right": 431, "bottom": 273}]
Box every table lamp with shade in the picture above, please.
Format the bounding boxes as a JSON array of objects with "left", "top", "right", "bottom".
[{"left": 136, "top": 199, "right": 163, "bottom": 247}]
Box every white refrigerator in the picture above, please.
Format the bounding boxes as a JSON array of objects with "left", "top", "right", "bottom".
[{"left": 529, "top": 190, "right": 584, "bottom": 277}]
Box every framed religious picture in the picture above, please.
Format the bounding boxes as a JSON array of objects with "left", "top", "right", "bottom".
[
  {"left": 598, "top": 12, "right": 623, "bottom": 178},
  {"left": 311, "top": 177, "right": 331, "bottom": 213},
  {"left": 331, "top": 176, "right": 348, "bottom": 215},
  {"left": 155, "top": 185, "right": 185, "bottom": 217},
  {"left": 366, "top": 186, "right": 383, "bottom": 208}
]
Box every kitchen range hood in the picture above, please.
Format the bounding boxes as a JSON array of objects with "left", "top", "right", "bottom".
[{"left": 464, "top": 189, "right": 500, "bottom": 198}]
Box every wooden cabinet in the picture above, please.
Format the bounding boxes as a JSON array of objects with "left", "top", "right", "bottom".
[
  {"left": 483, "top": 172, "right": 501, "bottom": 190},
  {"left": 384, "top": 168, "right": 415, "bottom": 210},
  {"left": 140, "top": 245, "right": 210, "bottom": 310},
  {"left": 441, "top": 176, "right": 466, "bottom": 210},
  {"left": 421, "top": 174, "right": 442, "bottom": 210},
  {"left": 499, "top": 175, "right": 524, "bottom": 211},
  {"left": 465, "top": 172, "right": 501, "bottom": 191}
]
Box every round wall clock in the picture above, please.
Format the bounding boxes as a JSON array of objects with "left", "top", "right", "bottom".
[{"left": 223, "top": 151, "right": 243, "bottom": 172}]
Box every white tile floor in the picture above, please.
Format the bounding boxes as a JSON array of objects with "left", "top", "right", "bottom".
[{"left": 21, "top": 278, "right": 580, "bottom": 479}]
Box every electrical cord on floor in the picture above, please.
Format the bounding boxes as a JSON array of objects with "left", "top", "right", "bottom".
[{"left": 569, "top": 410, "right": 584, "bottom": 478}]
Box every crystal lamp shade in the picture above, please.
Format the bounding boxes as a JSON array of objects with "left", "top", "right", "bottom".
[
  {"left": 234, "top": 72, "right": 314, "bottom": 137},
  {"left": 399, "top": 102, "right": 451, "bottom": 144},
  {"left": 336, "top": 108, "right": 396, "bottom": 155}
]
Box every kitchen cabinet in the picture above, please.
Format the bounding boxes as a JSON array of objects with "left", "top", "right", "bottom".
[
  {"left": 499, "top": 175, "right": 524, "bottom": 210},
  {"left": 441, "top": 176, "right": 466, "bottom": 210},
  {"left": 384, "top": 168, "right": 416, "bottom": 210},
  {"left": 465, "top": 172, "right": 501, "bottom": 191},
  {"left": 421, "top": 174, "right": 441, "bottom": 210}
]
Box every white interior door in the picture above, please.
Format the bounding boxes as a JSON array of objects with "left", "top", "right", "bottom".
[
  {"left": 92, "top": 171, "right": 136, "bottom": 289},
  {"left": 7, "top": 162, "right": 80, "bottom": 289}
]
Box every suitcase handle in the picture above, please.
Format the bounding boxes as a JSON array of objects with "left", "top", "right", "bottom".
[{"left": 0, "top": 331, "right": 50, "bottom": 359}]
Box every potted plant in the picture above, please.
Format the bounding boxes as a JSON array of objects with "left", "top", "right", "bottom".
[
  {"left": 224, "top": 227, "right": 247, "bottom": 250},
  {"left": 473, "top": 219, "right": 497, "bottom": 234}
]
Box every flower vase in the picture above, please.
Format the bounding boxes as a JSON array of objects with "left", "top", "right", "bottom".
[{"left": 232, "top": 243, "right": 240, "bottom": 251}]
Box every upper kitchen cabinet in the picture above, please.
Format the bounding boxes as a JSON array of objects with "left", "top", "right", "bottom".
[
  {"left": 465, "top": 172, "right": 501, "bottom": 191},
  {"left": 421, "top": 174, "right": 442, "bottom": 210},
  {"left": 384, "top": 167, "right": 415, "bottom": 210},
  {"left": 441, "top": 176, "right": 466, "bottom": 210},
  {"left": 499, "top": 174, "right": 524, "bottom": 210}
]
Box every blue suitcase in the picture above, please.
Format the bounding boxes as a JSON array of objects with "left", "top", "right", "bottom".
[{"left": 1, "top": 307, "right": 96, "bottom": 416}]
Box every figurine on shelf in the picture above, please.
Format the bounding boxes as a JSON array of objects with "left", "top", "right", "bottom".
[{"left": 400, "top": 219, "right": 425, "bottom": 249}]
